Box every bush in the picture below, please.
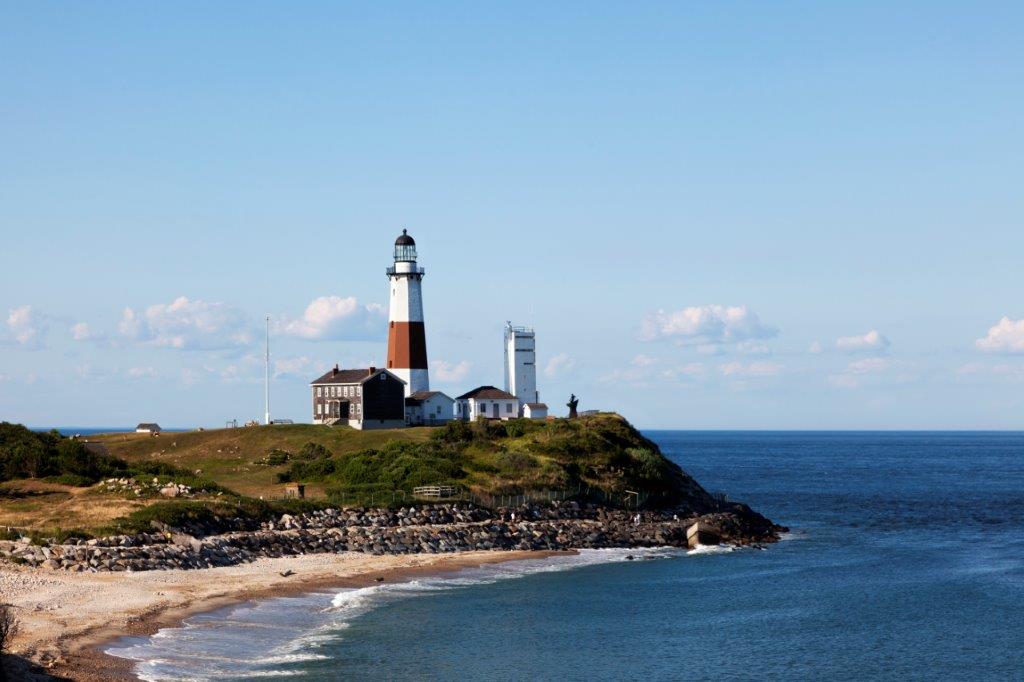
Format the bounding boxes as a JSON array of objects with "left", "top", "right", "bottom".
[
  {"left": 429, "top": 420, "right": 473, "bottom": 444},
  {"left": 265, "top": 449, "right": 290, "bottom": 466},
  {"left": 495, "top": 451, "right": 537, "bottom": 475},
  {"left": 0, "top": 422, "right": 131, "bottom": 484},
  {"left": 297, "top": 442, "right": 331, "bottom": 460},
  {"left": 103, "top": 501, "right": 226, "bottom": 535}
]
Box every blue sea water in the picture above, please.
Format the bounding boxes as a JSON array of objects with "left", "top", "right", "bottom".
[{"left": 107, "top": 431, "right": 1024, "bottom": 681}]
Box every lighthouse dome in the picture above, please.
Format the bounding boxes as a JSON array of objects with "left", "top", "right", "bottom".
[{"left": 394, "top": 229, "right": 417, "bottom": 261}]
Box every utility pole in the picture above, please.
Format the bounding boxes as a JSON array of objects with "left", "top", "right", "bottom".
[{"left": 264, "top": 315, "right": 271, "bottom": 425}]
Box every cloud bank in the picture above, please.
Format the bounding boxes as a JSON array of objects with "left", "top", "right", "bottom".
[
  {"left": 976, "top": 317, "right": 1024, "bottom": 354},
  {"left": 277, "top": 296, "right": 386, "bottom": 341},
  {"left": 120, "top": 296, "right": 252, "bottom": 350},
  {"left": 6, "top": 305, "right": 47, "bottom": 349},
  {"left": 640, "top": 305, "right": 777, "bottom": 346},
  {"left": 836, "top": 330, "right": 890, "bottom": 352}
]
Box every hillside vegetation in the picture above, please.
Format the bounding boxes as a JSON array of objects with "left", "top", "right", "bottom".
[{"left": 0, "top": 414, "right": 715, "bottom": 538}]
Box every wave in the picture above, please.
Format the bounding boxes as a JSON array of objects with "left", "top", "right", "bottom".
[{"left": 107, "top": 548, "right": 686, "bottom": 681}]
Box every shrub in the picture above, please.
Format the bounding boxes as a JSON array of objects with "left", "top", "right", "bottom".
[
  {"left": 625, "top": 447, "right": 674, "bottom": 486},
  {"left": 265, "top": 449, "right": 290, "bottom": 466},
  {"left": 495, "top": 451, "right": 537, "bottom": 475},
  {"left": 430, "top": 420, "right": 473, "bottom": 444},
  {"left": 297, "top": 442, "right": 331, "bottom": 460},
  {"left": 0, "top": 422, "right": 131, "bottom": 484}
]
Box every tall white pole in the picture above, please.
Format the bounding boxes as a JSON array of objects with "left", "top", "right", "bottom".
[{"left": 264, "top": 315, "right": 271, "bottom": 425}]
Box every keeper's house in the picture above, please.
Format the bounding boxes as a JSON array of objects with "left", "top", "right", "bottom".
[
  {"left": 455, "top": 386, "right": 519, "bottom": 421},
  {"left": 311, "top": 365, "right": 406, "bottom": 430},
  {"left": 405, "top": 391, "right": 454, "bottom": 426}
]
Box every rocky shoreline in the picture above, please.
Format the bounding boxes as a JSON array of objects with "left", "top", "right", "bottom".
[{"left": 0, "top": 501, "right": 785, "bottom": 573}]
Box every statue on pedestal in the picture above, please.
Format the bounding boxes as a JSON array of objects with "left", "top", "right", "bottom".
[{"left": 567, "top": 394, "right": 579, "bottom": 419}]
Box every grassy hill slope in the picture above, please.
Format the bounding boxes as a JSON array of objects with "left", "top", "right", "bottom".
[{"left": 1, "top": 414, "right": 717, "bottom": 537}]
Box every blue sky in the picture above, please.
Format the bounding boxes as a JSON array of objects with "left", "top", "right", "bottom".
[{"left": 2, "top": 2, "right": 1022, "bottom": 429}]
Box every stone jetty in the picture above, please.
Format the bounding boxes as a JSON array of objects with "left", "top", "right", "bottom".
[{"left": 0, "top": 501, "right": 784, "bottom": 573}]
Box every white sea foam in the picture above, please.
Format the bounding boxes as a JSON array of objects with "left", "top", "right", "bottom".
[
  {"left": 109, "top": 547, "right": 689, "bottom": 681},
  {"left": 687, "top": 543, "right": 735, "bottom": 556}
]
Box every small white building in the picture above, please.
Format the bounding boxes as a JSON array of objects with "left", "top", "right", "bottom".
[
  {"left": 405, "top": 391, "right": 454, "bottom": 426},
  {"left": 455, "top": 386, "right": 519, "bottom": 421},
  {"left": 522, "top": 403, "right": 548, "bottom": 420},
  {"left": 135, "top": 423, "right": 161, "bottom": 434}
]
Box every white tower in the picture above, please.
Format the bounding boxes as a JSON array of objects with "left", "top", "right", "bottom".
[
  {"left": 386, "top": 229, "right": 429, "bottom": 396},
  {"left": 504, "top": 322, "right": 538, "bottom": 414}
]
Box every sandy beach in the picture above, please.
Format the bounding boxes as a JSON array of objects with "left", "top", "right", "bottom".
[{"left": 1, "top": 549, "right": 563, "bottom": 680}]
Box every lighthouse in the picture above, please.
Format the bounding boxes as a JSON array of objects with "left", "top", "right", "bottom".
[{"left": 386, "top": 229, "right": 429, "bottom": 395}]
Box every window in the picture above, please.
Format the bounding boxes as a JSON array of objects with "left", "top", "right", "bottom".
[
  {"left": 506, "top": 403, "right": 513, "bottom": 413},
  {"left": 380, "top": 373, "right": 385, "bottom": 381},
  {"left": 316, "top": 404, "right": 322, "bottom": 415},
  {"left": 316, "top": 387, "right": 322, "bottom": 397}
]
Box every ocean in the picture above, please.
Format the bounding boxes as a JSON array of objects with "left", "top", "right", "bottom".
[{"left": 106, "top": 431, "right": 1024, "bottom": 681}]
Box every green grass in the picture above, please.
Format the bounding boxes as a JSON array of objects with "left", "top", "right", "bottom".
[{"left": 0, "top": 415, "right": 711, "bottom": 539}]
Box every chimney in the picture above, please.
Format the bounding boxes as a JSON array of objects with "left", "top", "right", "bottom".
[
  {"left": 368, "top": 366, "right": 376, "bottom": 376},
  {"left": 332, "top": 364, "right": 339, "bottom": 376}
]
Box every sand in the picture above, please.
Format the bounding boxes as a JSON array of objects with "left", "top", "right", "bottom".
[{"left": 0, "top": 549, "right": 564, "bottom": 680}]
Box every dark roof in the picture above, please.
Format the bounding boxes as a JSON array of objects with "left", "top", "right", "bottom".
[
  {"left": 456, "top": 386, "right": 517, "bottom": 400},
  {"left": 136, "top": 423, "right": 160, "bottom": 430},
  {"left": 310, "top": 365, "right": 403, "bottom": 385},
  {"left": 524, "top": 403, "right": 548, "bottom": 409},
  {"left": 395, "top": 228, "right": 415, "bottom": 246},
  {"left": 405, "top": 390, "right": 451, "bottom": 405}
]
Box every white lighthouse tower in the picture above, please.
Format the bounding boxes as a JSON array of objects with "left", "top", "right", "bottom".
[
  {"left": 504, "top": 322, "right": 539, "bottom": 414},
  {"left": 386, "top": 229, "right": 429, "bottom": 396}
]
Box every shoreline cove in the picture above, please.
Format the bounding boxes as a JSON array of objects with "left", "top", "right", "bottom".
[{"left": 3, "top": 550, "right": 571, "bottom": 680}]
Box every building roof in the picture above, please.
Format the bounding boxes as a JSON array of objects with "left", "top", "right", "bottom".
[
  {"left": 405, "top": 390, "right": 452, "bottom": 405},
  {"left": 310, "top": 365, "right": 403, "bottom": 385},
  {"left": 524, "top": 403, "right": 548, "bottom": 409},
  {"left": 456, "top": 386, "right": 517, "bottom": 400},
  {"left": 395, "top": 228, "right": 415, "bottom": 246},
  {"left": 136, "top": 423, "right": 161, "bottom": 430}
]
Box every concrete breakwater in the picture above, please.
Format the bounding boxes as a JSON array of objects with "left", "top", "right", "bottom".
[{"left": 0, "top": 502, "right": 784, "bottom": 573}]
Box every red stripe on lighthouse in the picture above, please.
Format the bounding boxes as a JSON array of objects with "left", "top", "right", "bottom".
[{"left": 387, "top": 321, "right": 428, "bottom": 369}]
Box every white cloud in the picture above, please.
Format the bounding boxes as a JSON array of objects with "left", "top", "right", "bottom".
[
  {"left": 6, "top": 305, "right": 47, "bottom": 349},
  {"left": 828, "top": 356, "right": 891, "bottom": 388},
  {"left": 120, "top": 296, "right": 252, "bottom": 350},
  {"left": 719, "top": 361, "right": 783, "bottom": 377},
  {"left": 126, "top": 366, "right": 159, "bottom": 379},
  {"left": 274, "top": 356, "right": 317, "bottom": 380},
  {"left": 956, "top": 361, "right": 1024, "bottom": 383},
  {"left": 975, "top": 317, "right": 1024, "bottom": 354},
  {"left": 76, "top": 364, "right": 112, "bottom": 381},
  {"left": 809, "top": 341, "right": 823, "bottom": 354},
  {"left": 836, "top": 330, "right": 890, "bottom": 352},
  {"left": 544, "top": 352, "right": 577, "bottom": 378},
  {"left": 278, "top": 296, "right": 386, "bottom": 341},
  {"left": 631, "top": 354, "right": 658, "bottom": 367},
  {"left": 434, "top": 359, "right": 471, "bottom": 382},
  {"left": 71, "top": 321, "right": 105, "bottom": 342},
  {"left": 661, "top": 362, "right": 705, "bottom": 380},
  {"left": 846, "top": 357, "right": 890, "bottom": 374},
  {"left": 640, "top": 305, "right": 777, "bottom": 346}
]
